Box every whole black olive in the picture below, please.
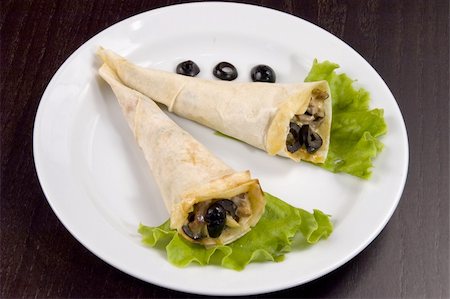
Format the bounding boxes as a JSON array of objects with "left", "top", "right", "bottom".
[
  {"left": 305, "top": 127, "right": 323, "bottom": 153},
  {"left": 205, "top": 203, "right": 226, "bottom": 238},
  {"left": 213, "top": 62, "right": 238, "bottom": 81},
  {"left": 215, "top": 199, "right": 239, "bottom": 221},
  {"left": 286, "top": 122, "right": 302, "bottom": 153},
  {"left": 251, "top": 64, "right": 276, "bottom": 83},
  {"left": 176, "top": 60, "right": 200, "bottom": 77}
]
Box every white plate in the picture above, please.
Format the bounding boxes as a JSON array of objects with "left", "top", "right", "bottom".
[{"left": 34, "top": 2, "right": 408, "bottom": 296}]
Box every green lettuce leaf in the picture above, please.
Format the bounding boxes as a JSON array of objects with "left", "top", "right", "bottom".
[
  {"left": 138, "top": 192, "right": 333, "bottom": 271},
  {"left": 305, "top": 59, "right": 387, "bottom": 178}
]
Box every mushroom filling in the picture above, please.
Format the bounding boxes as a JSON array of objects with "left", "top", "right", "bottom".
[
  {"left": 182, "top": 193, "right": 251, "bottom": 240},
  {"left": 286, "top": 89, "right": 328, "bottom": 154}
]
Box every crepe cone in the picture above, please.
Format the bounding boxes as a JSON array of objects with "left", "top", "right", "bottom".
[
  {"left": 98, "top": 64, "right": 265, "bottom": 246},
  {"left": 98, "top": 48, "right": 332, "bottom": 163}
]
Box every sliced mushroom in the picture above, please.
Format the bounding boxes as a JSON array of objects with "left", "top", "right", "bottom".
[
  {"left": 297, "top": 113, "right": 316, "bottom": 124},
  {"left": 226, "top": 215, "right": 240, "bottom": 228},
  {"left": 312, "top": 88, "right": 329, "bottom": 100}
]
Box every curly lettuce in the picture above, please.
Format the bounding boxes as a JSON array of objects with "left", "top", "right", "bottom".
[
  {"left": 138, "top": 192, "right": 333, "bottom": 271},
  {"left": 305, "top": 60, "right": 387, "bottom": 178}
]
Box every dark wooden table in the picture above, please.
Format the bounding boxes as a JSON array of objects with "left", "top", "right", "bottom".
[{"left": 1, "top": 0, "right": 448, "bottom": 298}]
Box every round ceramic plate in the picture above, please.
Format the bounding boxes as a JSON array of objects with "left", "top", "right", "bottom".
[{"left": 34, "top": 2, "right": 408, "bottom": 296}]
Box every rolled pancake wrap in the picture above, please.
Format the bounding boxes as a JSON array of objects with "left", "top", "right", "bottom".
[
  {"left": 99, "top": 64, "right": 265, "bottom": 246},
  {"left": 98, "top": 48, "right": 332, "bottom": 163}
]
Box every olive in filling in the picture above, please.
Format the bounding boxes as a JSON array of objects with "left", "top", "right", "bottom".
[
  {"left": 182, "top": 198, "right": 242, "bottom": 241},
  {"left": 304, "top": 125, "right": 323, "bottom": 153},
  {"left": 286, "top": 89, "right": 327, "bottom": 154},
  {"left": 204, "top": 203, "right": 226, "bottom": 238},
  {"left": 286, "top": 122, "right": 303, "bottom": 153}
]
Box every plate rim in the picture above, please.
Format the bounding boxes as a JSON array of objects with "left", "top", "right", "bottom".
[{"left": 33, "top": 2, "right": 409, "bottom": 296}]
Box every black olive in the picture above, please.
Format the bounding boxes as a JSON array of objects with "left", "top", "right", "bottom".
[
  {"left": 205, "top": 203, "right": 226, "bottom": 238},
  {"left": 251, "top": 64, "right": 276, "bottom": 83},
  {"left": 305, "top": 127, "right": 323, "bottom": 153},
  {"left": 299, "top": 124, "right": 309, "bottom": 146},
  {"left": 182, "top": 224, "right": 202, "bottom": 240},
  {"left": 286, "top": 122, "right": 302, "bottom": 153},
  {"left": 213, "top": 62, "right": 238, "bottom": 81},
  {"left": 215, "top": 199, "right": 239, "bottom": 221},
  {"left": 176, "top": 60, "right": 200, "bottom": 77}
]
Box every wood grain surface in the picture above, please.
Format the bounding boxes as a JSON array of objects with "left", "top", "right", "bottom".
[{"left": 1, "top": 0, "right": 449, "bottom": 298}]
